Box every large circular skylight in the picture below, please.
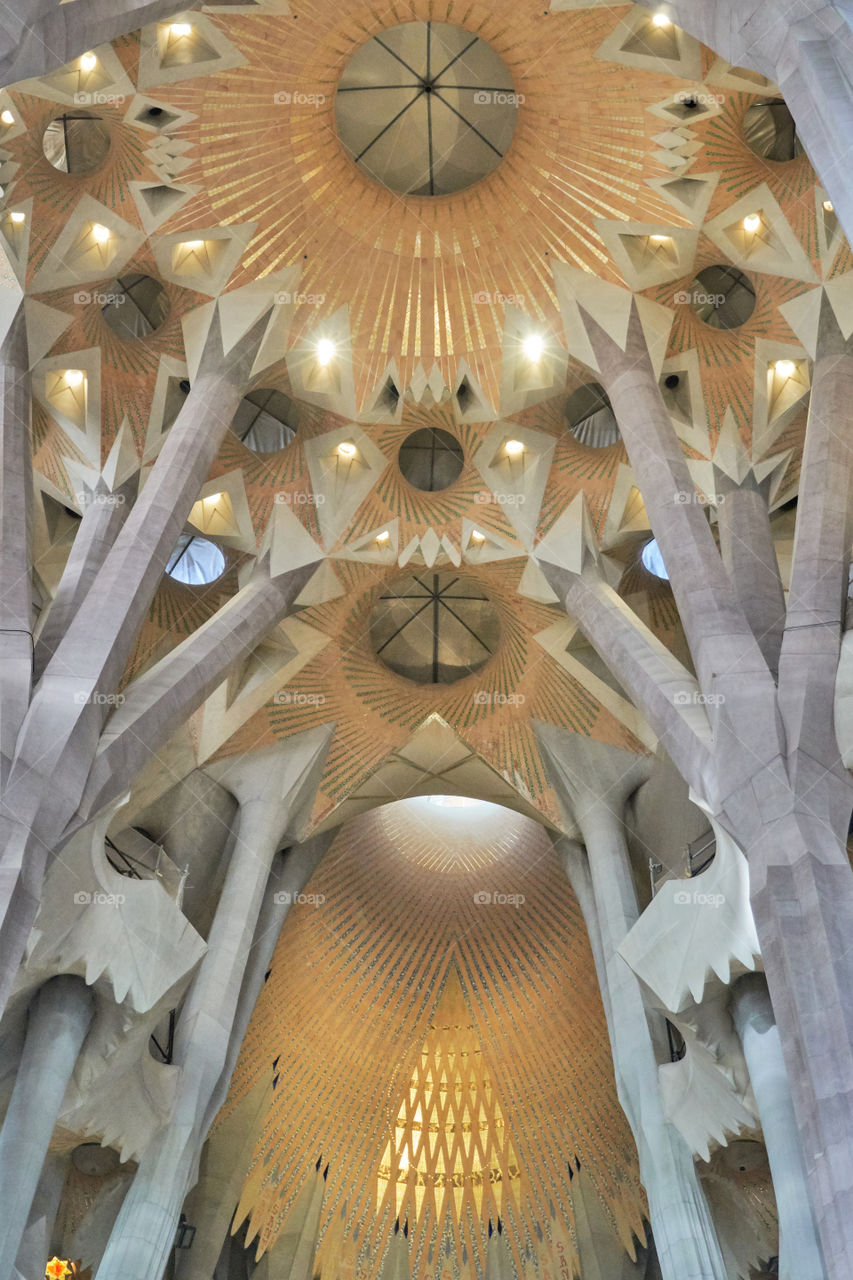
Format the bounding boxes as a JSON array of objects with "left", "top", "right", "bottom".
[
  {"left": 371, "top": 572, "right": 500, "bottom": 684},
  {"left": 335, "top": 22, "right": 519, "bottom": 196}
]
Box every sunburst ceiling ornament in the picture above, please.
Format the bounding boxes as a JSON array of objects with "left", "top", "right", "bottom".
[{"left": 335, "top": 21, "right": 519, "bottom": 196}]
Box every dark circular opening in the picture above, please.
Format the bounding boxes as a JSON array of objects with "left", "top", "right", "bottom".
[
  {"left": 43, "top": 112, "right": 111, "bottom": 173},
  {"left": 743, "top": 99, "right": 803, "bottom": 163},
  {"left": 179, "top": 379, "right": 191, "bottom": 395},
  {"left": 232, "top": 389, "right": 297, "bottom": 453},
  {"left": 146, "top": 106, "right": 165, "bottom": 118},
  {"left": 166, "top": 534, "right": 225, "bottom": 586},
  {"left": 398, "top": 427, "right": 464, "bottom": 491},
  {"left": 101, "top": 274, "right": 170, "bottom": 340},
  {"left": 371, "top": 571, "right": 500, "bottom": 685},
  {"left": 664, "top": 374, "right": 680, "bottom": 390},
  {"left": 565, "top": 382, "right": 621, "bottom": 448},
  {"left": 688, "top": 265, "right": 756, "bottom": 330}
]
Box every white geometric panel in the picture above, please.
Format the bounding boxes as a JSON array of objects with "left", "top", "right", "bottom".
[
  {"left": 658, "top": 1025, "right": 755, "bottom": 1161},
  {"left": 471, "top": 423, "right": 555, "bottom": 550},
  {"left": 361, "top": 362, "right": 404, "bottom": 423},
  {"left": 595, "top": 7, "right": 703, "bottom": 80},
  {"left": 18, "top": 42, "right": 136, "bottom": 107},
  {"left": 751, "top": 337, "right": 811, "bottom": 457},
  {"left": 30, "top": 197, "right": 145, "bottom": 293},
  {"left": 553, "top": 263, "right": 674, "bottom": 377},
  {"left": 498, "top": 304, "right": 569, "bottom": 416},
  {"left": 461, "top": 519, "right": 520, "bottom": 565},
  {"left": 303, "top": 424, "right": 389, "bottom": 549},
  {"left": 335, "top": 519, "right": 399, "bottom": 565},
  {"left": 129, "top": 180, "right": 199, "bottom": 235},
  {"left": 645, "top": 172, "right": 720, "bottom": 227},
  {"left": 123, "top": 94, "right": 198, "bottom": 136},
  {"left": 596, "top": 221, "right": 700, "bottom": 291},
  {"left": 703, "top": 185, "right": 818, "bottom": 283},
  {"left": 23, "top": 298, "right": 74, "bottom": 369},
  {"left": 137, "top": 14, "right": 247, "bottom": 89},
  {"left": 34, "top": 348, "right": 102, "bottom": 467},
  {"left": 188, "top": 471, "right": 256, "bottom": 553},
  {"left": 0, "top": 199, "right": 31, "bottom": 288},
  {"left": 285, "top": 306, "right": 358, "bottom": 419},
  {"left": 151, "top": 223, "right": 256, "bottom": 298}
]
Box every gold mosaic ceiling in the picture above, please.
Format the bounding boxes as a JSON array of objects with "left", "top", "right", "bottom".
[
  {"left": 218, "top": 799, "right": 647, "bottom": 1279},
  {"left": 3, "top": 0, "right": 843, "bottom": 828}
]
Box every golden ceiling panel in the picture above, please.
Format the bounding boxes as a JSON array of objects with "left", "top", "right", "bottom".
[
  {"left": 146, "top": 0, "right": 686, "bottom": 408},
  {"left": 219, "top": 799, "right": 646, "bottom": 1280}
]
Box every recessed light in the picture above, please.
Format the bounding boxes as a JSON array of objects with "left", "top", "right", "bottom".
[
  {"left": 183, "top": 239, "right": 204, "bottom": 251},
  {"left": 376, "top": 530, "right": 390, "bottom": 542},
  {"left": 337, "top": 441, "right": 357, "bottom": 458},
  {"left": 774, "top": 359, "right": 796, "bottom": 378},
  {"left": 9, "top": 210, "right": 25, "bottom": 224},
  {"left": 170, "top": 22, "right": 193, "bottom": 36},
  {"left": 652, "top": 11, "right": 671, "bottom": 26},
  {"left": 80, "top": 52, "right": 98, "bottom": 72},
  {"left": 505, "top": 439, "right": 524, "bottom": 457},
  {"left": 649, "top": 234, "right": 671, "bottom": 243},
  {"left": 91, "top": 223, "right": 111, "bottom": 243},
  {"left": 65, "top": 370, "right": 85, "bottom": 388},
  {"left": 471, "top": 530, "right": 485, "bottom": 543},
  {"left": 0, "top": 110, "right": 14, "bottom": 126},
  {"left": 823, "top": 199, "right": 835, "bottom": 213},
  {"left": 316, "top": 338, "right": 336, "bottom": 366},
  {"left": 522, "top": 334, "right": 544, "bottom": 362},
  {"left": 743, "top": 213, "right": 762, "bottom": 233}
]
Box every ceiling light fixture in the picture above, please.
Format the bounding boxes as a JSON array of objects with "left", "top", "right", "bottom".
[
  {"left": 823, "top": 199, "right": 835, "bottom": 213},
  {"left": 91, "top": 223, "right": 111, "bottom": 243},
  {"left": 505, "top": 439, "right": 524, "bottom": 457},
  {"left": 9, "top": 210, "right": 25, "bottom": 224},
  {"left": 522, "top": 334, "right": 544, "bottom": 362},
  {"left": 743, "top": 213, "right": 762, "bottom": 233},
  {"left": 649, "top": 234, "right": 671, "bottom": 243},
  {"left": 316, "top": 338, "right": 336, "bottom": 366},
  {"left": 652, "top": 11, "right": 671, "bottom": 26},
  {"left": 337, "top": 441, "right": 357, "bottom": 459},
  {"left": 65, "top": 370, "right": 85, "bottom": 388},
  {"left": 0, "top": 110, "right": 14, "bottom": 126},
  {"left": 170, "top": 22, "right": 193, "bottom": 36},
  {"left": 376, "top": 530, "right": 390, "bottom": 542},
  {"left": 471, "top": 530, "right": 485, "bottom": 542},
  {"left": 80, "top": 52, "right": 98, "bottom": 72},
  {"left": 774, "top": 359, "right": 796, "bottom": 378}
]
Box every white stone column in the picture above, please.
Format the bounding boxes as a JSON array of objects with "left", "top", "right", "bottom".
[
  {"left": 0, "top": 975, "right": 94, "bottom": 1280},
  {"left": 731, "top": 974, "right": 827, "bottom": 1280},
  {"left": 96, "top": 735, "right": 332, "bottom": 1280}
]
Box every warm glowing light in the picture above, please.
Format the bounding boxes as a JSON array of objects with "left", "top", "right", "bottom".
[
  {"left": 91, "top": 222, "right": 111, "bottom": 243},
  {"left": 522, "top": 333, "right": 544, "bottom": 362},
  {"left": 649, "top": 234, "right": 671, "bottom": 243},
  {"left": 65, "top": 370, "right": 85, "bottom": 388},
  {"left": 652, "top": 10, "right": 671, "bottom": 25},
  {"left": 743, "top": 213, "right": 762, "bottom": 233},
  {"left": 316, "top": 338, "right": 336, "bottom": 366},
  {"left": 505, "top": 439, "right": 524, "bottom": 457},
  {"left": 80, "top": 52, "right": 98, "bottom": 72},
  {"left": 376, "top": 530, "right": 390, "bottom": 542},
  {"left": 471, "top": 530, "right": 485, "bottom": 543},
  {"left": 337, "top": 441, "right": 357, "bottom": 459},
  {"left": 170, "top": 22, "right": 193, "bottom": 36},
  {"left": 823, "top": 199, "right": 835, "bottom": 213},
  {"left": 774, "top": 359, "right": 796, "bottom": 379},
  {"left": 0, "top": 110, "right": 14, "bottom": 126},
  {"left": 183, "top": 239, "right": 204, "bottom": 251},
  {"left": 9, "top": 210, "right": 25, "bottom": 224}
]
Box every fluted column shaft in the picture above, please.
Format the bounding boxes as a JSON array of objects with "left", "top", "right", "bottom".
[
  {"left": 731, "top": 974, "right": 826, "bottom": 1280},
  {"left": 0, "top": 975, "right": 94, "bottom": 1280}
]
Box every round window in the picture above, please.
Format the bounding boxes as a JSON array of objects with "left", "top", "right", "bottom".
[
  {"left": 232, "top": 389, "right": 297, "bottom": 453},
  {"left": 336, "top": 22, "right": 518, "bottom": 196},
  {"left": 688, "top": 265, "right": 756, "bottom": 330},
  {"left": 371, "top": 572, "right": 500, "bottom": 684},
  {"left": 43, "top": 112, "right": 111, "bottom": 173},
  {"left": 398, "top": 427, "right": 464, "bottom": 491},
  {"left": 743, "top": 99, "right": 803, "bottom": 163},
  {"left": 101, "top": 275, "right": 170, "bottom": 339},
  {"left": 565, "top": 383, "right": 620, "bottom": 448},
  {"left": 166, "top": 535, "right": 225, "bottom": 585}
]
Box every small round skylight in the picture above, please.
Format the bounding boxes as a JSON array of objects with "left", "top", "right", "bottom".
[
  {"left": 565, "top": 383, "right": 621, "bottom": 448},
  {"left": 232, "top": 389, "right": 297, "bottom": 453},
  {"left": 743, "top": 99, "right": 803, "bottom": 163},
  {"left": 689, "top": 265, "right": 756, "bottom": 330},
  {"left": 166, "top": 534, "right": 225, "bottom": 585},
  {"left": 641, "top": 539, "right": 669, "bottom": 580},
  {"left": 43, "top": 112, "right": 111, "bottom": 173},
  {"left": 101, "top": 275, "right": 170, "bottom": 340},
  {"left": 398, "top": 427, "right": 464, "bottom": 491}
]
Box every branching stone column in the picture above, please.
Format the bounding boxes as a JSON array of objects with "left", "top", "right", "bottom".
[
  {"left": 0, "top": 974, "right": 94, "bottom": 1280},
  {"left": 539, "top": 728, "right": 727, "bottom": 1280},
  {"left": 178, "top": 833, "right": 337, "bottom": 1280},
  {"left": 731, "top": 974, "right": 826, "bottom": 1280},
  {"left": 96, "top": 732, "right": 333, "bottom": 1280}
]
